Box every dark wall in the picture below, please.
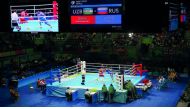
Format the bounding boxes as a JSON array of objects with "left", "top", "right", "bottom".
[
  {"left": 125, "top": 0, "right": 166, "bottom": 32},
  {"left": 0, "top": 1, "right": 10, "bottom": 32}
]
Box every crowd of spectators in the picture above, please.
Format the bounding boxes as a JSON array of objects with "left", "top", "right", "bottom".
[
  {"left": 0, "top": 33, "right": 34, "bottom": 52},
  {"left": 0, "top": 29, "right": 190, "bottom": 81},
  {"left": 64, "top": 33, "right": 92, "bottom": 50},
  {"left": 58, "top": 30, "right": 189, "bottom": 51},
  {"left": 0, "top": 28, "right": 189, "bottom": 53},
  {"left": 179, "top": 82, "right": 190, "bottom": 107},
  {"left": 0, "top": 59, "right": 49, "bottom": 80},
  {"left": 0, "top": 57, "right": 76, "bottom": 81},
  {"left": 152, "top": 31, "right": 186, "bottom": 48},
  {"left": 110, "top": 31, "right": 187, "bottom": 48},
  {"left": 16, "top": 59, "right": 52, "bottom": 79}
]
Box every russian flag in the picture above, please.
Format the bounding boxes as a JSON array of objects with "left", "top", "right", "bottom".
[
  {"left": 180, "top": 15, "right": 186, "bottom": 23},
  {"left": 97, "top": 7, "right": 108, "bottom": 14}
]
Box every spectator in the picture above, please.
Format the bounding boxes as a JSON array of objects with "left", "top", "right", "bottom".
[
  {"left": 65, "top": 87, "right": 72, "bottom": 101},
  {"left": 1, "top": 77, "right": 7, "bottom": 87},
  {"left": 39, "top": 79, "right": 46, "bottom": 92},
  {"left": 84, "top": 89, "right": 92, "bottom": 103},
  {"left": 9, "top": 87, "right": 19, "bottom": 102},
  {"left": 37, "top": 78, "right": 40, "bottom": 88}
]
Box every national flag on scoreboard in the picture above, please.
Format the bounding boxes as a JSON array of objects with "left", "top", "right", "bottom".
[
  {"left": 97, "top": 7, "right": 108, "bottom": 14},
  {"left": 180, "top": 15, "right": 186, "bottom": 23},
  {"left": 83, "top": 8, "right": 93, "bottom": 15}
]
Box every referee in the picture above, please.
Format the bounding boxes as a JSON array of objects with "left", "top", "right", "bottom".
[{"left": 11, "top": 10, "right": 21, "bottom": 31}]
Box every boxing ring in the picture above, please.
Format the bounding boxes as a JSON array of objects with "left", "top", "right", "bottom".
[
  {"left": 10, "top": 1, "right": 58, "bottom": 32},
  {"left": 46, "top": 62, "right": 146, "bottom": 103}
]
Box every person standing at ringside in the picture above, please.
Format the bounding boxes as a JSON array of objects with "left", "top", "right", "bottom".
[
  {"left": 11, "top": 10, "right": 21, "bottom": 31},
  {"left": 85, "top": 89, "right": 92, "bottom": 103},
  {"left": 65, "top": 87, "right": 72, "bottom": 101},
  {"left": 108, "top": 84, "right": 116, "bottom": 103},
  {"left": 57, "top": 72, "right": 61, "bottom": 83},
  {"left": 81, "top": 62, "right": 86, "bottom": 85},
  {"left": 81, "top": 73, "right": 85, "bottom": 85},
  {"left": 102, "top": 84, "right": 108, "bottom": 102}
]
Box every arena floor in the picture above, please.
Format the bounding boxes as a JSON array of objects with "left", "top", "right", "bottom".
[
  {"left": 1, "top": 78, "right": 188, "bottom": 107},
  {"left": 0, "top": 68, "right": 188, "bottom": 107}
]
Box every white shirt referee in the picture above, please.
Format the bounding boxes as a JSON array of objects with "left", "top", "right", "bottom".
[
  {"left": 11, "top": 12, "right": 19, "bottom": 23},
  {"left": 11, "top": 11, "right": 21, "bottom": 31}
]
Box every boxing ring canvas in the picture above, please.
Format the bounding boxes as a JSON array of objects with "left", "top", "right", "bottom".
[
  {"left": 46, "top": 73, "right": 145, "bottom": 103},
  {"left": 14, "top": 20, "right": 58, "bottom": 32}
]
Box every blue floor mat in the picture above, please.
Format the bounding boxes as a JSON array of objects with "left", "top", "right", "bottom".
[{"left": 0, "top": 78, "right": 188, "bottom": 107}]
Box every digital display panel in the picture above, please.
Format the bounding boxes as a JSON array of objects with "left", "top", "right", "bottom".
[
  {"left": 69, "top": 0, "right": 122, "bottom": 31},
  {"left": 168, "top": 1, "right": 179, "bottom": 31},
  {"left": 180, "top": 3, "right": 187, "bottom": 23},
  {"left": 10, "top": 1, "right": 58, "bottom": 32}
]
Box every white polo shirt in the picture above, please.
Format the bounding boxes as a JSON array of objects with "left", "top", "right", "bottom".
[{"left": 11, "top": 12, "right": 19, "bottom": 21}]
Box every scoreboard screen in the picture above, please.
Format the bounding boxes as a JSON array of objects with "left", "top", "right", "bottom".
[
  {"left": 10, "top": 0, "right": 59, "bottom": 33},
  {"left": 168, "top": 1, "right": 179, "bottom": 31},
  {"left": 180, "top": 3, "right": 187, "bottom": 23},
  {"left": 69, "top": 0, "right": 122, "bottom": 31}
]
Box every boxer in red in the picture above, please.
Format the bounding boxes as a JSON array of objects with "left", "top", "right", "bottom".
[{"left": 20, "top": 9, "right": 29, "bottom": 23}]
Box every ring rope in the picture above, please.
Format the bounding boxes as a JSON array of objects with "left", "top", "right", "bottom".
[{"left": 10, "top": 4, "right": 53, "bottom": 8}]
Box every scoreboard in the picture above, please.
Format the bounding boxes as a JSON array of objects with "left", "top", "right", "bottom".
[
  {"left": 1, "top": 0, "right": 187, "bottom": 32},
  {"left": 69, "top": 0, "right": 122, "bottom": 31},
  {"left": 180, "top": 2, "right": 187, "bottom": 23},
  {"left": 168, "top": 0, "right": 180, "bottom": 31}
]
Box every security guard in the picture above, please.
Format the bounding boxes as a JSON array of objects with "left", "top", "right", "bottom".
[{"left": 65, "top": 87, "right": 72, "bottom": 101}]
